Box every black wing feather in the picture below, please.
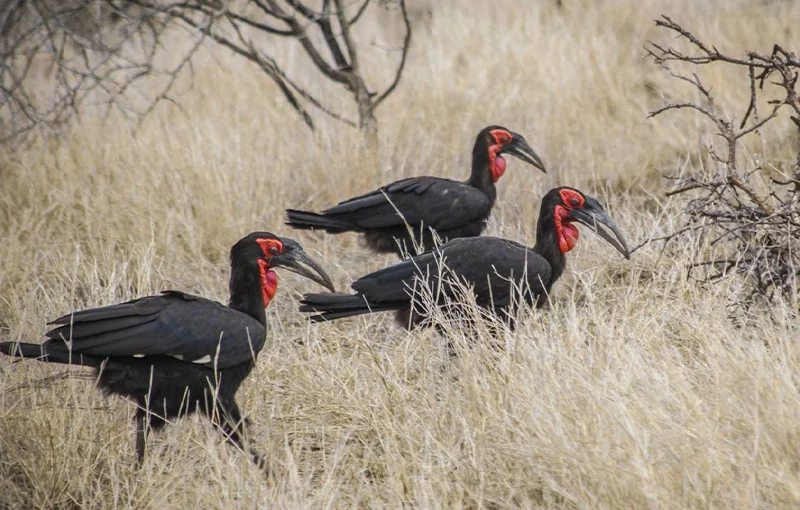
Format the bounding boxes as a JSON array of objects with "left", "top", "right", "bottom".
[
  {"left": 43, "top": 291, "right": 266, "bottom": 369},
  {"left": 47, "top": 298, "right": 166, "bottom": 325},
  {"left": 354, "top": 237, "right": 552, "bottom": 307},
  {"left": 302, "top": 237, "right": 553, "bottom": 322},
  {"left": 48, "top": 321, "right": 162, "bottom": 352},
  {"left": 48, "top": 314, "right": 160, "bottom": 340},
  {"left": 322, "top": 177, "right": 491, "bottom": 231}
]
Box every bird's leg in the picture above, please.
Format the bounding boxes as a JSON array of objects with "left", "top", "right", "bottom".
[
  {"left": 134, "top": 409, "right": 147, "bottom": 467},
  {"left": 214, "top": 401, "right": 269, "bottom": 473}
]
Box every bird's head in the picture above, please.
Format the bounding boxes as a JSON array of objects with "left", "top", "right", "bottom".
[
  {"left": 233, "top": 232, "right": 335, "bottom": 308},
  {"left": 477, "top": 125, "right": 546, "bottom": 182},
  {"left": 542, "top": 187, "right": 630, "bottom": 259}
]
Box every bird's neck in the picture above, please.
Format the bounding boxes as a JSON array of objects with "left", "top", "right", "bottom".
[
  {"left": 467, "top": 143, "right": 498, "bottom": 201},
  {"left": 228, "top": 260, "right": 268, "bottom": 325},
  {"left": 533, "top": 207, "right": 567, "bottom": 287}
]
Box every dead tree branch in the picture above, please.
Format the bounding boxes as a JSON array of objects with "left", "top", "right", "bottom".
[
  {"left": 642, "top": 15, "right": 800, "bottom": 313},
  {"left": 0, "top": 0, "right": 412, "bottom": 145}
]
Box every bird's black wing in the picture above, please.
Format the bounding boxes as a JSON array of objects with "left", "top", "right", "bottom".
[
  {"left": 44, "top": 291, "right": 266, "bottom": 369},
  {"left": 323, "top": 177, "right": 492, "bottom": 231},
  {"left": 352, "top": 237, "right": 552, "bottom": 308}
]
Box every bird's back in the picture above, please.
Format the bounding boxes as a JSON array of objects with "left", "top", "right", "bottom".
[
  {"left": 324, "top": 176, "right": 493, "bottom": 231},
  {"left": 45, "top": 291, "right": 267, "bottom": 370},
  {"left": 357, "top": 236, "right": 552, "bottom": 306},
  {"left": 301, "top": 237, "right": 553, "bottom": 326}
]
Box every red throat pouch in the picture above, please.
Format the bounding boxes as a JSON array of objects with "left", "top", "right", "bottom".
[
  {"left": 492, "top": 155, "right": 506, "bottom": 182},
  {"left": 488, "top": 145, "right": 506, "bottom": 182},
  {"left": 258, "top": 259, "right": 279, "bottom": 308},
  {"left": 554, "top": 205, "right": 580, "bottom": 253}
]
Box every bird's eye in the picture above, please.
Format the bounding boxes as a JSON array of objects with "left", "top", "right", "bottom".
[
  {"left": 270, "top": 247, "right": 279, "bottom": 255},
  {"left": 570, "top": 197, "right": 580, "bottom": 207}
]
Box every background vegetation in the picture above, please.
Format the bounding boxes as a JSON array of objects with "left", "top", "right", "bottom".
[{"left": 1, "top": 0, "right": 799, "bottom": 507}]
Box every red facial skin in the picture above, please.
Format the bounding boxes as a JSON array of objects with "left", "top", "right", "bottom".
[
  {"left": 488, "top": 129, "right": 513, "bottom": 183},
  {"left": 256, "top": 238, "right": 284, "bottom": 308},
  {"left": 553, "top": 189, "right": 586, "bottom": 254}
]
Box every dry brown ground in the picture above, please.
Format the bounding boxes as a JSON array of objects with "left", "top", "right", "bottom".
[{"left": 1, "top": 0, "right": 799, "bottom": 508}]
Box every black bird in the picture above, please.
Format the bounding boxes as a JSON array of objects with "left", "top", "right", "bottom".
[
  {"left": 0, "top": 232, "right": 334, "bottom": 470},
  {"left": 299, "top": 187, "right": 630, "bottom": 328},
  {"left": 286, "top": 125, "right": 546, "bottom": 257}
]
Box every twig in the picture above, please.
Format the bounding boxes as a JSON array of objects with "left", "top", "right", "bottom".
[
  {"left": 646, "top": 15, "right": 800, "bottom": 313},
  {"left": 0, "top": 0, "right": 412, "bottom": 144}
]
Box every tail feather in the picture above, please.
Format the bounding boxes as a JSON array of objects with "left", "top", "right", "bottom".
[
  {"left": 299, "top": 293, "right": 403, "bottom": 322},
  {"left": 0, "top": 342, "right": 106, "bottom": 367},
  {"left": 285, "top": 209, "right": 362, "bottom": 234}
]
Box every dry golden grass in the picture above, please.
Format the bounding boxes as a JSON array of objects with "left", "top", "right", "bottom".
[{"left": 2, "top": 0, "right": 800, "bottom": 507}]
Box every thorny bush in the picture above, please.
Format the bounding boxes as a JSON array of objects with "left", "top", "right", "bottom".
[{"left": 644, "top": 16, "right": 800, "bottom": 315}]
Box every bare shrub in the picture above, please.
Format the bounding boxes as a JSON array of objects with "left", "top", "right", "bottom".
[{"left": 643, "top": 15, "right": 800, "bottom": 313}]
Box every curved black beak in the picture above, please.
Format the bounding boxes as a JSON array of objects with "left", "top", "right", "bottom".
[
  {"left": 272, "top": 238, "right": 336, "bottom": 292},
  {"left": 569, "top": 197, "right": 631, "bottom": 260},
  {"left": 504, "top": 132, "right": 546, "bottom": 173}
]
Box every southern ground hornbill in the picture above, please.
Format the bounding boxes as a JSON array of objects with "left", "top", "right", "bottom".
[
  {"left": 300, "top": 187, "right": 630, "bottom": 328},
  {"left": 0, "top": 232, "right": 334, "bottom": 470},
  {"left": 286, "top": 125, "right": 546, "bottom": 257}
]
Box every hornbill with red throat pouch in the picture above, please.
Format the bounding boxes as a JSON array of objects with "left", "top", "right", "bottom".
[
  {"left": 300, "top": 187, "right": 630, "bottom": 328},
  {"left": 286, "top": 125, "right": 546, "bottom": 257},
  {"left": 0, "top": 232, "right": 334, "bottom": 471}
]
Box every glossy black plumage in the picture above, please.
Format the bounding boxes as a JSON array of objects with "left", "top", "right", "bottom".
[
  {"left": 300, "top": 187, "right": 631, "bottom": 328},
  {"left": 42, "top": 291, "right": 266, "bottom": 366},
  {"left": 0, "top": 232, "right": 334, "bottom": 470},
  {"left": 286, "top": 125, "right": 546, "bottom": 257}
]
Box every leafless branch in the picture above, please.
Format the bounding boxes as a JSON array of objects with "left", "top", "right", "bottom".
[
  {"left": 349, "top": 0, "right": 371, "bottom": 25},
  {"left": 0, "top": 0, "right": 413, "bottom": 145},
  {"left": 643, "top": 16, "right": 800, "bottom": 313},
  {"left": 371, "top": 0, "right": 410, "bottom": 112}
]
